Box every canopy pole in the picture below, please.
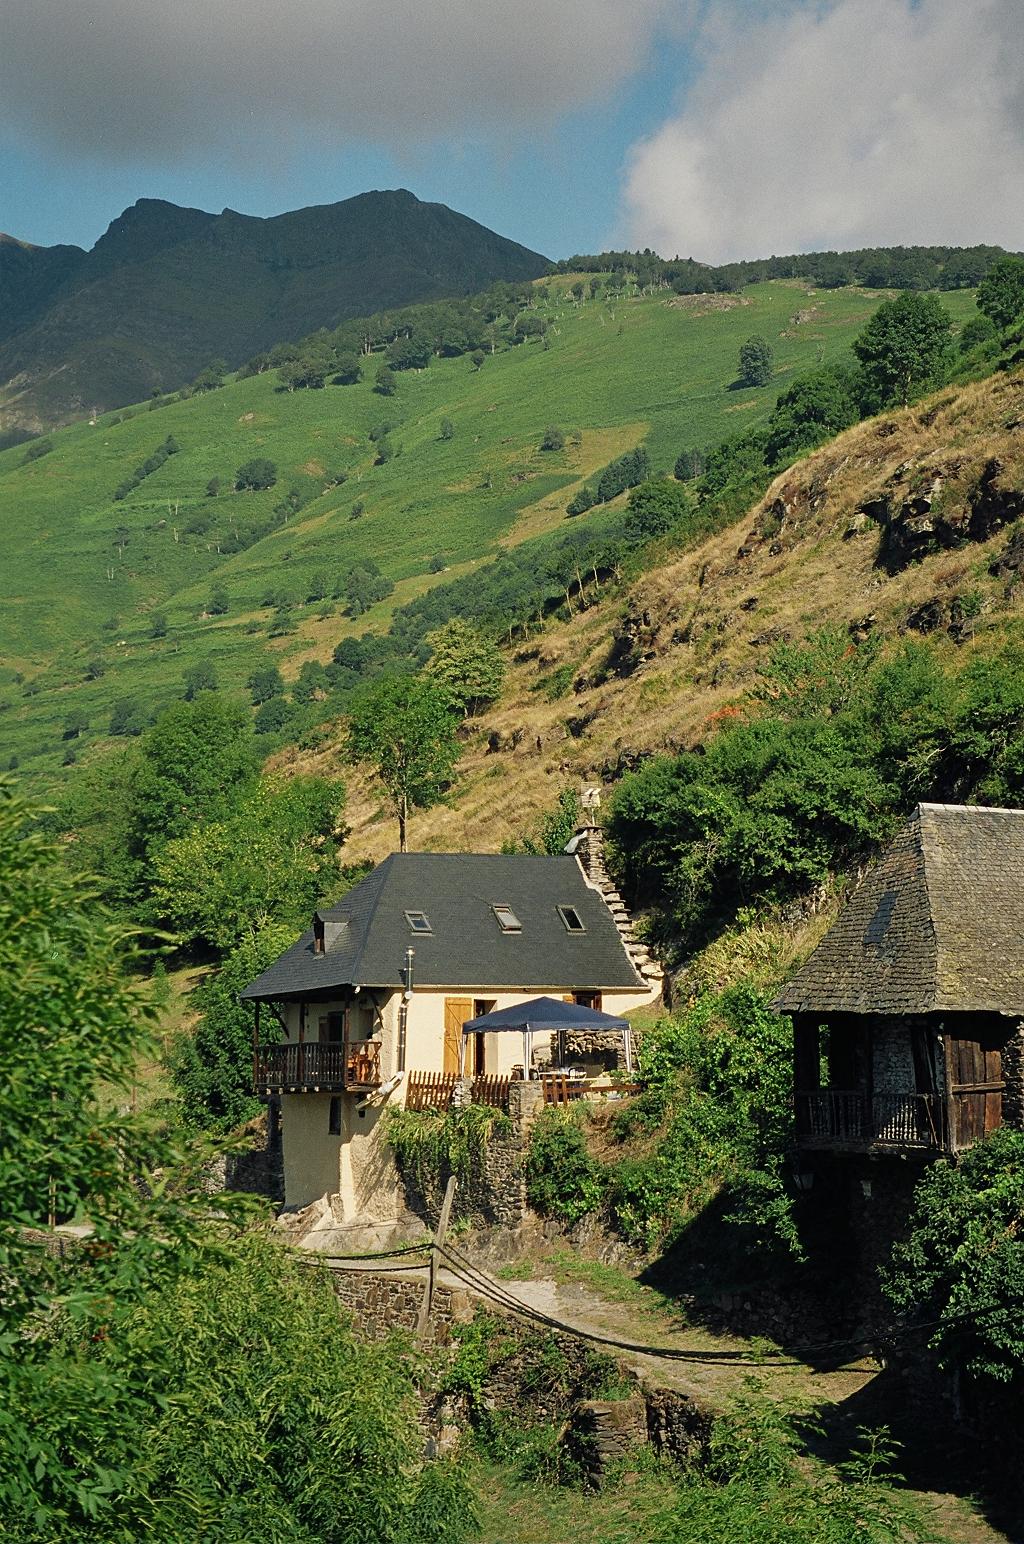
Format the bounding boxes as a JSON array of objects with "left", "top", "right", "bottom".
[
  {"left": 623, "top": 1027, "right": 634, "bottom": 1076},
  {"left": 528, "top": 1029, "right": 534, "bottom": 1080}
]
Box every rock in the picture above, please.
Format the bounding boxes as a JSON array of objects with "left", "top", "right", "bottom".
[
  {"left": 748, "top": 626, "right": 790, "bottom": 647},
  {"left": 990, "top": 526, "right": 1024, "bottom": 580},
  {"left": 847, "top": 613, "right": 878, "bottom": 642},
  {"left": 843, "top": 511, "right": 871, "bottom": 539},
  {"left": 486, "top": 726, "right": 524, "bottom": 754}
]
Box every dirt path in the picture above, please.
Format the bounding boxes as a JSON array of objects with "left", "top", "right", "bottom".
[{"left": 492, "top": 1274, "right": 1015, "bottom": 1544}]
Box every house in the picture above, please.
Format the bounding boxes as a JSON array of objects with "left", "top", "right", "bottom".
[
  {"left": 776, "top": 802, "right": 1024, "bottom": 1159},
  {"left": 242, "top": 821, "right": 661, "bottom": 1217}
]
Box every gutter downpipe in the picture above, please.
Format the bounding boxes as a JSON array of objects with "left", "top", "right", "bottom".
[{"left": 398, "top": 948, "right": 414, "bottom": 1073}]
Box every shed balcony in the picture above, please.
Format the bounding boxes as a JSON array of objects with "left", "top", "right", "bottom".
[
  {"left": 794, "top": 1090, "right": 950, "bottom": 1152},
  {"left": 253, "top": 1040, "right": 382, "bottom": 1095}
]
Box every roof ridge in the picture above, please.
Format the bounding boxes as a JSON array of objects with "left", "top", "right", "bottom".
[{"left": 918, "top": 800, "right": 1024, "bottom": 817}]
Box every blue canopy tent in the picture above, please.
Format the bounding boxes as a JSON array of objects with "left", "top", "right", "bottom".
[{"left": 461, "top": 995, "right": 633, "bottom": 1080}]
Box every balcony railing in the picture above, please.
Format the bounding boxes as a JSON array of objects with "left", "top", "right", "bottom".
[
  {"left": 795, "top": 1090, "right": 948, "bottom": 1150},
  {"left": 253, "top": 1040, "right": 382, "bottom": 1095}
]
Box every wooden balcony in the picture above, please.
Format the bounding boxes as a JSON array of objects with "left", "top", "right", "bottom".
[
  {"left": 253, "top": 1040, "right": 382, "bottom": 1095},
  {"left": 794, "top": 1090, "right": 949, "bottom": 1152}
]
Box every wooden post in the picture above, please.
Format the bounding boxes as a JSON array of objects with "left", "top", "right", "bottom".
[{"left": 416, "top": 1175, "right": 456, "bottom": 1343}]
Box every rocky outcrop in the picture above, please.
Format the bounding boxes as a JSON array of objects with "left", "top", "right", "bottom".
[{"left": 867, "top": 457, "right": 1024, "bottom": 571}]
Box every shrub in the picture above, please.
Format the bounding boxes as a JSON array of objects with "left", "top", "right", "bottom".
[
  {"left": 235, "top": 457, "right": 277, "bottom": 491},
  {"left": 526, "top": 1107, "right": 607, "bottom": 1224}
]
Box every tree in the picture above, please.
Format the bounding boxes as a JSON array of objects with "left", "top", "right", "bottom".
[
  {"left": 0, "top": 783, "right": 474, "bottom": 1538},
  {"left": 738, "top": 335, "right": 774, "bottom": 387},
  {"left": 763, "top": 365, "right": 859, "bottom": 465},
  {"left": 624, "top": 478, "right": 693, "bottom": 544},
  {"left": 247, "top": 666, "right": 284, "bottom": 705},
  {"left": 149, "top": 612, "right": 168, "bottom": 638},
  {"left": 171, "top": 925, "right": 295, "bottom": 1128},
  {"left": 426, "top": 618, "right": 505, "bottom": 717},
  {"left": 959, "top": 314, "right": 998, "bottom": 353},
  {"left": 109, "top": 696, "right": 148, "bottom": 737},
  {"left": 348, "top": 675, "right": 460, "bottom": 851},
  {"left": 439, "top": 417, "right": 455, "bottom": 441},
  {"left": 206, "top": 476, "right": 221, "bottom": 497},
  {"left": 540, "top": 425, "right": 565, "bottom": 451},
  {"left": 374, "top": 435, "right": 394, "bottom": 465},
  {"left": 63, "top": 706, "right": 89, "bottom": 739},
  {"left": 234, "top": 457, "right": 277, "bottom": 491},
  {"left": 333, "top": 352, "right": 362, "bottom": 385},
  {"left": 208, "top": 583, "right": 230, "bottom": 616},
  {"left": 853, "top": 292, "right": 954, "bottom": 409},
  {"left": 183, "top": 660, "right": 218, "bottom": 699},
  {"left": 133, "top": 694, "right": 260, "bottom": 851},
  {"left": 85, "top": 657, "right": 105, "bottom": 680},
  {"left": 976, "top": 255, "right": 1024, "bottom": 332},
  {"left": 374, "top": 364, "right": 397, "bottom": 396},
  {"left": 153, "top": 776, "right": 346, "bottom": 953},
  {"left": 882, "top": 1128, "right": 1024, "bottom": 1385},
  {"left": 292, "top": 659, "right": 330, "bottom": 703},
  {"left": 254, "top": 696, "right": 291, "bottom": 734},
  {"left": 470, "top": 349, "right": 485, "bottom": 370}
]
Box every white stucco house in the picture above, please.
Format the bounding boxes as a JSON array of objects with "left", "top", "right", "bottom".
[{"left": 241, "top": 815, "right": 661, "bottom": 1222}]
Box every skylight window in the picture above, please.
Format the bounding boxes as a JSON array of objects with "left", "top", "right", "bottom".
[
  {"left": 405, "top": 910, "right": 433, "bottom": 934},
  {"left": 557, "top": 905, "right": 586, "bottom": 934},
  {"left": 492, "top": 904, "right": 522, "bottom": 933}
]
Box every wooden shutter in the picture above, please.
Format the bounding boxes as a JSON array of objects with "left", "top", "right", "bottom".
[
  {"left": 947, "top": 1035, "right": 1004, "bottom": 1150},
  {"left": 443, "top": 998, "right": 472, "bottom": 1074}
]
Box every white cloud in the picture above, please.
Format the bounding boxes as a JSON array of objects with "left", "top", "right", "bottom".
[
  {"left": 620, "top": 0, "right": 1024, "bottom": 261},
  {"left": 0, "top": 0, "right": 672, "bottom": 165}
]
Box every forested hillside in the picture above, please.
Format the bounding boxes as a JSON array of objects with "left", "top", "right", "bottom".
[{"left": 0, "top": 270, "right": 982, "bottom": 786}]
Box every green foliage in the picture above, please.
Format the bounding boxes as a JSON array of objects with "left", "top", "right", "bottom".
[
  {"left": 540, "top": 425, "right": 565, "bottom": 451},
  {"left": 738, "top": 334, "right": 774, "bottom": 387},
  {"left": 386, "top": 1104, "right": 513, "bottom": 1196},
  {"left": 976, "top": 256, "right": 1024, "bottom": 332},
  {"left": 152, "top": 774, "right": 346, "bottom": 951},
  {"left": 959, "top": 314, "right": 998, "bottom": 353},
  {"left": 248, "top": 664, "right": 285, "bottom": 704},
  {"left": 171, "top": 925, "right": 294, "bottom": 1129},
  {"left": 526, "top": 1107, "right": 608, "bottom": 1224},
  {"left": 0, "top": 782, "right": 475, "bottom": 1540},
  {"left": 608, "top": 987, "right": 798, "bottom": 1255},
  {"left": 624, "top": 477, "right": 693, "bottom": 543},
  {"left": 375, "top": 364, "right": 398, "bottom": 396},
  {"left": 763, "top": 365, "right": 859, "bottom": 464},
  {"left": 112, "top": 434, "right": 180, "bottom": 500},
  {"left": 853, "top": 292, "right": 954, "bottom": 409},
  {"left": 426, "top": 617, "right": 506, "bottom": 717},
  {"left": 882, "top": 1127, "right": 1024, "bottom": 1384},
  {"left": 348, "top": 674, "right": 460, "bottom": 849},
  {"left": 21, "top": 437, "right": 52, "bottom": 463},
  {"left": 235, "top": 456, "right": 277, "bottom": 490},
  {"left": 652, "top": 1391, "right": 925, "bottom": 1544},
  {"left": 608, "top": 630, "right": 1024, "bottom": 946},
  {"left": 133, "top": 694, "right": 261, "bottom": 853}
]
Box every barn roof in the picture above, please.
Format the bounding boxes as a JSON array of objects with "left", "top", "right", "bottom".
[
  {"left": 775, "top": 803, "right": 1024, "bottom": 1018},
  {"left": 241, "top": 852, "right": 645, "bottom": 1000}
]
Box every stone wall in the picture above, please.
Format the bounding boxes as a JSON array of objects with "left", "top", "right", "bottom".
[
  {"left": 329, "top": 1268, "right": 475, "bottom": 1351},
  {"left": 202, "top": 1109, "right": 284, "bottom": 1205}
]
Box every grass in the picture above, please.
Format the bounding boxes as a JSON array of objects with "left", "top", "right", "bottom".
[
  {"left": 469, "top": 1454, "right": 679, "bottom": 1544},
  {"left": 0, "top": 279, "right": 980, "bottom": 790}
]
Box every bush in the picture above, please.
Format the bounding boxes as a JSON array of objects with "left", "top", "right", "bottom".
[
  {"left": 235, "top": 457, "right": 277, "bottom": 491},
  {"left": 738, "top": 335, "right": 774, "bottom": 387},
  {"left": 526, "top": 1107, "right": 607, "bottom": 1224},
  {"left": 882, "top": 1127, "right": 1024, "bottom": 1384},
  {"left": 540, "top": 425, "right": 565, "bottom": 452}
]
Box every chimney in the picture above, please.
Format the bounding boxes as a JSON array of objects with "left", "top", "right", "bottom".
[{"left": 565, "top": 787, "right": 609, "bottom": 887}]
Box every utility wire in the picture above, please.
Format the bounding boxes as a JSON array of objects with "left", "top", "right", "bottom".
[{"left": 297, "top": 1236, "right": 1013, "bottom": 1373}]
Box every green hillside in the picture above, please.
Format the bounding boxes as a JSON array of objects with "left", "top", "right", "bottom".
[
  {"left": 0, "top": 278, "right": 980, "bottom": 785},
  {"left": 0, "top": 190, "right": 547, "bottom": 433}
]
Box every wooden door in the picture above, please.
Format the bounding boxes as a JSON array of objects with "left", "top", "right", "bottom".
[
  {"left": 947, "top": 1035, "right": 1004, "bottom": 1150},
  {"left": 444, "top": 998, "right": 472, "bottom": 1075}
]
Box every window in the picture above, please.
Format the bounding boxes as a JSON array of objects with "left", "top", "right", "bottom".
[
  {"left": 557, "top": 905, "right": 586, "bottom": 933},
  {"left": 573, "top": 991, "right": 602, "bottom": 1011},
  {"left": 328, "top": 1096, "right": 342, "bottom": 1135},
  {"left": 405, "top": 910, "right": 432, "bottom": 934},
  {"left": 491, "top": 904, "right": 522, "bottom": 933}
]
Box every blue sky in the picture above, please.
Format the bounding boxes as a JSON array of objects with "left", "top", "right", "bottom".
[{"left": 2, "top": 1, "right": 1022, "bottom": 262}]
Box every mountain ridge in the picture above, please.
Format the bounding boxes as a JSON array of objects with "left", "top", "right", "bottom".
[{"left": 0, "top": 189, "right": 549, "bottom": 433}]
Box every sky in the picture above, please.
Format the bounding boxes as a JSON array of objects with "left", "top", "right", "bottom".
[{"left": 2, "top": 0, "right": 1023, "bottom": 263}]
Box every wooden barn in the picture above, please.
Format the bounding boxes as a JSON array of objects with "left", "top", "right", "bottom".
[{"left": 777, "top": 803, "right": 1024, "bottom": 1159}]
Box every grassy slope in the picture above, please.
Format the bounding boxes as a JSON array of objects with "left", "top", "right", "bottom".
[
  {"left": 0, "top": 280, "right": 978, "bottom": 784},
  {"left": 271, "top": 362, "right": 1022, "bottom": 863}
]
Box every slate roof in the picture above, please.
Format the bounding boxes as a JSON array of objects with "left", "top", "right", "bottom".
[
  {"left": 776, "top": 803, "right": 1024, "bottom": 1018},
  {"left": 241, "top": 852, "right": 645, "bottom": 1000}
]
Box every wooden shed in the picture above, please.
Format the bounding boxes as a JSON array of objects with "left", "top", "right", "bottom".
[{"left": 776, "top": 803, "right": 1024, "bottom": 1156}]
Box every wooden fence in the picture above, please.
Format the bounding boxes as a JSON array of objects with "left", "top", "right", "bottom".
[{"left": 405, "top": 1072, "right": 511, "bottom": 1113}]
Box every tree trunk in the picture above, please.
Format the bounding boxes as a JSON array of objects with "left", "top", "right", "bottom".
[{"left": 399, "top": 794, "right": 408, "bottom": 853}]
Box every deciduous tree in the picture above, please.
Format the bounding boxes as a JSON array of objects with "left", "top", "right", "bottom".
[{"left": 348, "top": 676, "right": 460, "bottom": 851}]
